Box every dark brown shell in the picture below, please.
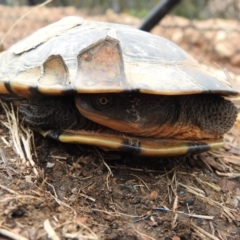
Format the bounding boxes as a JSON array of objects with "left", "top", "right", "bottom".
[{"left": 0, "top": 16, "right": 238, "bottom": 97}]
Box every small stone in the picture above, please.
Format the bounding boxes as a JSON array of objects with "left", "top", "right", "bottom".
[
  {"left": 219, "top": 178, "right": 236, "bottom": 192},
  {"left": 111, "top": 222, "right": 119, "bottom": 229},
  {"left": 104, "top": 227, "right": 112, "bottom": 234},
  {"left": 11, "top": 209, "right": 25, "bottom": 218},
  {"left": 181, "top": 199, "right": 194, "bottom": 206},
  {"left": 179, "top": 190, "right": 185, "bottom": 195},
  {"left": 196, "top": 218, "right": 203, "bottom": 226}
]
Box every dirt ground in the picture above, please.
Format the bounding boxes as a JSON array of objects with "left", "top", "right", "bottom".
[{"left": 0, "top": 5, "right": 240, "bottom": 240}]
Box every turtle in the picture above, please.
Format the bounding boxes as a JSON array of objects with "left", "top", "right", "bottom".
[{"left": 0, "top": 16, "right": 239, "bottom": 156}]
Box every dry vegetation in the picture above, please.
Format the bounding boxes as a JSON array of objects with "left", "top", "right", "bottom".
[{"left": 0, "top": 4, "right": 240, "bottom": 240}]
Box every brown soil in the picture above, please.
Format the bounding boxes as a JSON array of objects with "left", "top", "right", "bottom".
[
  {"left": 0, "top": 105, "right": 240, "bottom": 240},
  {"left": 0, "top": 5, "right": 240, "bottom": 240}
]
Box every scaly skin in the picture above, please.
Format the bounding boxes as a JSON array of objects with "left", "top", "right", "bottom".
[{"left": 19, "top": 93, "right": 237, "bottom": 141}]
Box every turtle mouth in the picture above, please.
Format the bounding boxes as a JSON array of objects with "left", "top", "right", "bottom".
[{"left": 76, "top": 104, "right": 143, "bottom": 134}]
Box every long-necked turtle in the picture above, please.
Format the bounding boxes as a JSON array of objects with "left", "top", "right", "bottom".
[{"left": 0, "top": 17, "right": 238, "bottom": 156}]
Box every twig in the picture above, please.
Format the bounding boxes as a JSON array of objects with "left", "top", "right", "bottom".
[
  {"left": 79, "top": 193, "right": 96, "bottom": 202},
  {"left": 110, "top": 165, "right": 164, "bottom": 173},
  {"left": 216, "top": 171, "right": 240, "bottom": 179},
  {"left": 0, "top": 0, "right": 52, "bottom": 47},
  {"left": 178, "top": 182, "right": 236, "bottom": 221},
  {"left": 0, "top": 184, "right": 17, "bottom": 194},
  {"left": 43, "top": 219, "right": 60, "bottom": 240},
  {"left": 46, "top": 182, "right": 77, "bottom": 215},
  {"left": 133, "top": 228, "right": 156, "bottom": 240},
  {"left": 62, "top": 220, "right": 98, "bottom": 239},
  {"left": 92, "top": 208, "right": 139, "bottom": 218},
  {"left": 193, "top": 175, "right": 221, "bottom": 192},
  {"left": 178, "top": 182, "right": 206, "bottom": 196},
  {"left": 155, "top": 207, "right": 214, "bottom": 220},
  {"left": 95, "top": 148, "right": 113, "bottom": 191},
  {"left": 0, "top": 148, "right": 6, "bottom": 165},
  {"left": 131, "top": 174, "right": 150, "bottom": 191},
  {"left": 191, "top": 222, "right": 220, "bottom": 240},
  {"left": 0, "top": 228, "right": 28, "bottom": 240},
  {"left": 1, "top": 136, "right": 10, "bottom": 147},
  {"left": 0, "top": 195, "right": 41, "bottom": 203}
]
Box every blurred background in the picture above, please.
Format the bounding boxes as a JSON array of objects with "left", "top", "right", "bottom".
[
  {"left": 0, "top": 0, "right": 240, "bottom": 84},
  {"left": 0, "top": 0, "right": 239, "bottom": 19}
]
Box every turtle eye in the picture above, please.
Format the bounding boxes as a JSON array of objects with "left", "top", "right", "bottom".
[{"left": 94, "top": 95, "right": 113, "bottom": 109}]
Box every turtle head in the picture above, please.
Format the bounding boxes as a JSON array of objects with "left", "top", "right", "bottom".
[{"left": 75, "top": 93, "right": 237, "bottom": 140}]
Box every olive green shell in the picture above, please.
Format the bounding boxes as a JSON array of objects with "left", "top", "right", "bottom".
[{"left": 0, "top": 16, "right": 238, "bottom": 97}]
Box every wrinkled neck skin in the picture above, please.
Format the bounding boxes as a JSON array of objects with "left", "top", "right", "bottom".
[{"left": 76, "top": 93, "right": 237, "bottom": 141}]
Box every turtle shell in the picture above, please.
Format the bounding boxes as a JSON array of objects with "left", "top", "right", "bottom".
[{"left": 0, "top": 16, "right": 238, "bottom": 97}]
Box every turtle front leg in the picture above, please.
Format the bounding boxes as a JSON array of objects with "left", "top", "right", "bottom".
[{"left": 19, "top": 96, "right": 86, "bottom": 130}]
